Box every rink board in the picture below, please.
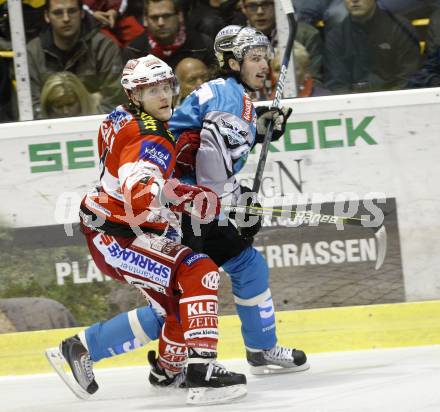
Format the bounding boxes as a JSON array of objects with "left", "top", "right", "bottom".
[
  {"left": 1, "top": 300, "right": 439, "bottom": 376},
  {"left": 0, "top": 87, "right": 440, "bottom": 315}
]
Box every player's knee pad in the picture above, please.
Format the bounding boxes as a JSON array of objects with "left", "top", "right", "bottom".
[
  {"left": 83, "top": 305, "right": 164, "bottom": 362},
  {"left": 158, "top": 314, "right": 188, "bottom": 373}
]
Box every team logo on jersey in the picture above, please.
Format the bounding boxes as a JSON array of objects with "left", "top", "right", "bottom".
[
  {"left": 108, "top": 108, "right": 132, "bottom": 132},
  {"left": 140, "top": 141, "right": 172, "bottom": 171},
  {"left": 201, "top": 271, "right": 220, "bottom": 290},
  {"left": 219, "top": 118, "right": 248, "bottom": 146}
]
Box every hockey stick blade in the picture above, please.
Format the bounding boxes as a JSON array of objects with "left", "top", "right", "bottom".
[
  {"left": 45, "top": 347, "right": 91, "bottom": 400},
  {"left": 224, "top": 203, "right": 369, "bottom": 225},
  {"left": 223, "top": 203, "right": 388, "bottom": 270},
  {"left": 374, "top": 225, "right": 387, "bottom": 270}
]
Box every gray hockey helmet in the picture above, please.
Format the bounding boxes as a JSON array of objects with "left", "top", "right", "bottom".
[{"left": 214, "top": 25, "right": 273, "bottom": 67}]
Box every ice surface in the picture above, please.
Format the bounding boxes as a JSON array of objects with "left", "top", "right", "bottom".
[{"left": 2, "top": 345, "right": 440, "bottom": 412}]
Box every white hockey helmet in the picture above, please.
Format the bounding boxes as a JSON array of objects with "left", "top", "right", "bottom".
[
  {"left": 121, "top": 55, "right": 179, "bottom": 97},
  {"left": 214, "top": 25, "right": 273, "bottom": 68}
]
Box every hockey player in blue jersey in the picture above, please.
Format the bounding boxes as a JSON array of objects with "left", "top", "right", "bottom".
[{"left": 157, "top": 24, "right": 309, "bottom": 377}]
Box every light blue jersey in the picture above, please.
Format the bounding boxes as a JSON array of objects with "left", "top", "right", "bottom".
[
  {"left": 170, "top": 77, "right": 257, "bottom": 200},
  {"left": 170, "top": 76, "right": 277, "bottom": 350}
]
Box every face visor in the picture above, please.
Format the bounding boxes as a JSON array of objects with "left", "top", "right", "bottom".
[{"left": 130, "top": 77, "right": 180, "bottom": 107}]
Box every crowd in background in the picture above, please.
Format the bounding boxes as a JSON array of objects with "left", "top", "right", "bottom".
[{"left": 1, "top": 0, "right": 440, "bottom": 122}]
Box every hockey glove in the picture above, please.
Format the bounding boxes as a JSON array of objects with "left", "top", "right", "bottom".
[
  {"left": 255, "top": 105, "right": 292, "bottom": 143},
  {"left": 174, "top": 130, "right": 201, "bottom": 178},
  {"left": 162, "top": 179, "right": 220, "bottom": 221},
  {"left": 235, "top": 185, "right": 263, "bottom": 239}
]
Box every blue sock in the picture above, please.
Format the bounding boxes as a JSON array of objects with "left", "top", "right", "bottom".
[
  {"left": 81, "top": 305, "right": 163, "bottom": 362},
  {"left": 223, "top": 247, "right": 277, "bottom": 350}
]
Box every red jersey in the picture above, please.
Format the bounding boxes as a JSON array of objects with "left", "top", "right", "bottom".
[{"left": 80, "top": 104, "right": 177, "bottom": 236}]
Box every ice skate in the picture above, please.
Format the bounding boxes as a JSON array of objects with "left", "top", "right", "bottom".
[
  {"left": 147, "top": 350, "right": 186, "bottom": 389},
  {"left": 185, "top": 349, "right": 247, "bottom": 405},
  {"left": 246, "top": 345, "right": 310, "bottom": 375},
  {"left": 45, "top": 335, "right": 98, "bottom": 399}
]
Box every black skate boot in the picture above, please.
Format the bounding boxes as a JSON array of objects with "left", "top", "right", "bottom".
[
  {"left": 61, "top": 335, "right": 99, "bottom": 394},
  {"left": 185, "top": 348, "right": 247, "bottom": 405},
  {"left": 147, "top": 350, "right": 186, "bottom": 389},
  {"left": 45, "top": 334, "right": 98, "bottom": 399},
  {"left": 246, "top": 345, "right": 310, "bottom": 375}
]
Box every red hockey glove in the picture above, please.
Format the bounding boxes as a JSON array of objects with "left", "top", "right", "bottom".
[
  {"left": 174, "top": 130, "right": 201, "bottom": 178},
  {"left": 162, "top": 179, "right": 220, "bottom": 221}
]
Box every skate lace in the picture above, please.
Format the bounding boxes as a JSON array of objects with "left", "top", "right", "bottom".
[
  {"left": 265, "top": 346, "right": 293, "bottom": 362},
  {"left": 205, "top": 361, "right": 230, "bottom": 381},
  {"left": 81, "top": 353, "right": 95, "bottom": 382}
]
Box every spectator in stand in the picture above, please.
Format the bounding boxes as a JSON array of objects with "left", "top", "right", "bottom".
[
  {"left": 0, "top": 0, "right": 49, "bottom": 122},
  {"left": 324, "top": 0, "right": 422, "bottom": 93},
  {"left": 294, "top": 0, "right": 347, "bottom": 28},
  {"left": 26, "top": 0, "right": 124, "bottom": 117},
  {"left": 0, "top": 56, "right": 15, "bottom": 121},
  {"left": 408, "top": 7, "right": 440, "bottom": 89},
  {"left": 0, "top": 0, "right": 47, "bottom": 44},
  {"left": 82, "top": 0, "right": 145, "bottom": 47},
  {"left": 239, "top": 0, "right": 324, "bottom": 99},
  {"left": 292, "top": 41, "right": 331, "bottom": 97},
  {"left": 269, "top": 42, "right": 331, "bottom": 98},
  {"left": 186, "top": 0, "right": 243, "bottom": 42},
  {"left": 376, "top": 0, "right": 440, "bottom": 19},
  {"left": 174, "top": 56, "right": 210, "bottom": 104},
  {"left": 123, "top": 0, "right": 215, "bottom": 69},
  {"left": 295, "top": 0, "right": 440, "bottom": 30},
  {"left": 40, "top": 71, "right": 101, "bottom": 118}
]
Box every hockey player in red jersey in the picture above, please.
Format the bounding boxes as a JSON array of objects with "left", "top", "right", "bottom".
[{"left": 45, "top": 54, "right": 246, "bottom": 405}]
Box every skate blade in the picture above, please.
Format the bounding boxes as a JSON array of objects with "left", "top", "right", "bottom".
[
  {"left": 186, "top": 384, "right": 247, "bottom": 405},
  {"left": 45, "top": 347, "right": 91, "bottom": 400},
  {"left": 149, "top": 384, "right": 187, "bottom": 393},
  {"left": 250, "top": 361, "right": 310, "bottom": 375}
]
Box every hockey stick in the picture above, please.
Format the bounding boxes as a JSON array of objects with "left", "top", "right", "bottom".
[
  {"left": 224, "top": 203, "right": 387, "bottom": 270},
  {"left": 240, "top": 1, "right": 387, "bottom": 267},
  {"left": 252, "top": 0, "right": 297, "bottom": 195}
]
